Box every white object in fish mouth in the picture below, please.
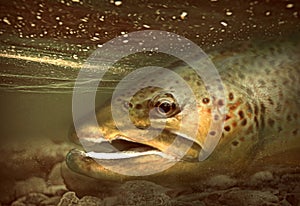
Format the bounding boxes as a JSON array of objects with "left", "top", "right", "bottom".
[{"left": 86, "top": 150, "right": 176, "bottom": 160}]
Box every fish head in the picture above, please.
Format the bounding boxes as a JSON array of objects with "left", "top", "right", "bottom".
[{"left": 67, "top": 66, "right": 221, "bottom": 178}]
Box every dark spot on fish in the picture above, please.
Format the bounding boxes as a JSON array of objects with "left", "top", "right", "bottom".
[
  {"left": 225, "top": 115, "right": 231, "bottom": 120},
  {"left": 232, "top": 122, "right": 237, "bottom": 127},
  {"left": 287, "top": 114, "right": 292, "bottom": 121},
  {"left": 229, "top": 92, "right": 234, "bottom": 101},
  {"left": 238, "top": 111, "right": 244, "bottom": 119},
  {"left": 224, "top": 126, "right": 231, "bottom": 132},
  {"left": 260, "top": 103, "right": 266, "bottom": 114},
  {"left": 254, "top": 116, "right": 259, "bottom": 128},
  {"left": 241, "top": 119, "right": 247, "bottom": 126},
  {"left": 293, "top": 113, "right": 298, "bottom": 119},
  {"left": 247, "top": 125, "right": 253, "bottom": 133},
  {"left": 278, "top": 126, "right": 282, "bottom": 133},
  {"left": 202, "top": 98, "right": 210, "bottom": 104},
  {"left": 232, "top": 141, "right": 239, "bottom": 146},
  {"left": 268, "top": 98, "right": 274, "bottom": 105},
  {"left": 268, "top": 118, "right": 275, "bottom": 127},
  {"left": 184, "top": 76, "right": 191, "bottom": 81},
  {"left": 292, "top": 129, "right": 298, "bottom": 135},
  {"left": 128, "top": 102, "right": 133, "bottom": 108},
  {"left": 261, "top": 115, "right": 265, "bottom": 129},
  {"left": 218, "top": 99, "right": 224, "bottom": 106},
  {"left": 254, "top": 104, "right": 259, "bottom": 115},
  {"left": 209, "top": 131, "right": 216, "bottom": 136},
  {"left": 135, "top": 104, "right": 142, "bottom": 109},
  {"left": 214, "top": 115, "right": 219, "bottom": 121},
  {"left": 239, "top": 137, "right": 245, "bottom": 142}
]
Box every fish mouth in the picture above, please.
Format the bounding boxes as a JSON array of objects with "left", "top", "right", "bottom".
[
  {"left": 75, "top": 133, "right": 199, "bottom": 161},
  {"left": 66, "top": 127, "right": 202, "bottom": 178}
]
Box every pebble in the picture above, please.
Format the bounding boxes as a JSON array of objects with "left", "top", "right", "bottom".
[
  {"left": 117, "top": 181, "right": 172, "bottom": 206},
  {"left": 78, "top": 196, "right": 103, "bottom": 206},
  {"left": 15, "top": 177, "right": 47, "bottom": 198},
  {"left": 11, "top": 193, "right": 49, "bottom": 206},
  {"left": 205, "top": 175, "right": 237, "bottom": 189},
  {"left": 249, "top": 170, "right": 274, "bottom": 185},
  {"left": 57, "top": 192, "right": 79, "bottom": 206},
  {"left": 220, "top": 189, "right": 279, "bottom": 206}
]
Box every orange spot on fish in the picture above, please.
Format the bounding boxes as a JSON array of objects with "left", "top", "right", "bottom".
[{"left": 232, "top": 122, "right": 237, "bottom": 127}]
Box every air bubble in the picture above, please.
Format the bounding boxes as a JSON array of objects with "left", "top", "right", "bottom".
[
  {"left": 220, "top": 21, "right": 228, "bottom": 27},
  {"left": 114, "top": 1, "right": 122, "bottom": 6},
  {"left": 265, "top": 11, "right": 271, "bottom": 16},
  {"left": 225, "top": 10, "right": 233, "bottom": 16},
  {"left": 180, "top": 11, "right": 188, "bottom": 20},
  {"left": 286, "top": 3, "right": 294, "bottom": 9}
]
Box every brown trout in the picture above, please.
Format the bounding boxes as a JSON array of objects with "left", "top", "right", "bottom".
[{"left": 66, "top": 34, "right": 300, "bottom": 185}]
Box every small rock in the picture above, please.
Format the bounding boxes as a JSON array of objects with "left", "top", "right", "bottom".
[
  {"left": 205, "top": 175, "right": 237, "bottom": 189},
  {"left": 45, "top": 185, "right": 68, "bottom": 196},
  {"left": 40, "top": 196, "right": 61, "bottom": 206},
  {"left": 15, "top": 177, "right": 47, "bottom": 198},
  {"left": 220, "top": 189, "right": 279, "bottom": 206},
  {"left": 11, "top": 193, "right": 49, "bottom": 206},
  {"left": 249, "top": 171, "right": 274, "bottom": 185},
  {"left": 57, "top": 192, "right": 79, "bottom": 206},
  {"left": 78, "top": 196, "right": 103, "bottom": 206},
  {"left": 118, "top": 180, "right": 172, "bottom": 206}
]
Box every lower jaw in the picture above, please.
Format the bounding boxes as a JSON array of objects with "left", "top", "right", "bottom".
[{"left": 66, "top": 148, "right": 182, "bottom": 178}]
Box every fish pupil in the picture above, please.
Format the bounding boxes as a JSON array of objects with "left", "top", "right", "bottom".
[{"left": 158, "top": 102, "right": 171, "bottom": 114}]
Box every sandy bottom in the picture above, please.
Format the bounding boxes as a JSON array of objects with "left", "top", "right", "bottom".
[{"left": 0, "top": 138, "right": 299, "bottom": 206}]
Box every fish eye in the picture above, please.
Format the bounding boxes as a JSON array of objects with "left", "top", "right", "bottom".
[
  {"left": 153, "top": 99, "right": 178, "bottom": 117},
  {"left": 157, "top": 101, "right": 172, "bottom": 114},
  {"left": 150, "top": 93, "right": 180, "bottom": 117}
]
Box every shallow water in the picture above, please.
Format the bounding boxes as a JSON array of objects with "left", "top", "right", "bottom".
[{"left": 0, "top": 0, "right": 300, "bottom": 205}]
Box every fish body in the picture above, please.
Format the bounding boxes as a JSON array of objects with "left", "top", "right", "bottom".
[{"left": 66, "top": 35, "right": 300, "bottom": 185}]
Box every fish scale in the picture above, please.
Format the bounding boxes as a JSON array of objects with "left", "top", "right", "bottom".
[{"left": 67, "top": 34, "right": 300, "bottom": 183}]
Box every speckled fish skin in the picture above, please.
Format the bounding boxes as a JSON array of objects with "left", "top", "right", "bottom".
[{"left": 66, "top": 35, "right": 300, "bottom": 185}]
